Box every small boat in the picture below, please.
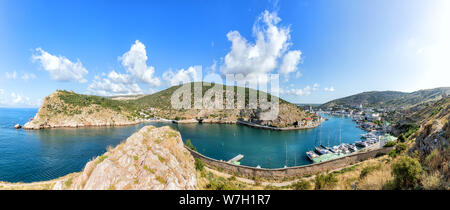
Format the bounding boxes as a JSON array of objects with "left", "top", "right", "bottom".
[
  {"left": 315, "top": 146, "right": 329, "bottom": 155},
  {"left": 320, "top": 144, "right": 336, "bottom": 153},
  {"left": 355, "top": 141, "right": 368, "bottom": 148},
  {"left": 348, "top": 144, "right": 358, "bottom": 152},
  {"left": 306, "top": 150, "right": 319, "bottom": 160},
  {"left": 331, "top": 145, "right": 342, "bottom": 153}
]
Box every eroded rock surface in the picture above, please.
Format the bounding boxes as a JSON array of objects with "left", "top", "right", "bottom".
[{"left": 53, "top": 125, "right": 197, "bottom": 190}]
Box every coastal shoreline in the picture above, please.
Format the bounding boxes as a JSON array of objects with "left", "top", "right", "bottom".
[
  {"left": 22, "top": 117, "right": 324, "bottom": 131},
  {"left": 236, "top": 120, "right": 323, "bottom": 131}
]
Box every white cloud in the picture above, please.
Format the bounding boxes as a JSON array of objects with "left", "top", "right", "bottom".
[
  {"left": 87, "top": 70, "right": 144, "bottom": 96},
  {"left": 10, "top": 92, "right": 24, "bottom": 104},
  {"left": 209, "top": 60, "right": 217, "bottom": 72},
  {"left": 107, "top": 70, "right": 133, "bottom": 84},
  {"left": 312, "top": 83, "right": 320, "bottom": 91},
  {"left": 119, "top": 40, "right": 161, "bottom": 87},
  {"left": 21, "top": 73, "right": 36, "bottom": 81},
  {"left": 162, "top": 66, "right": 202, "bottom": 86},
  {"left": 280, "top": 85, "right": 313, "bottom": 96},
  {"left": 220, "top": 10, "right": 302, "bottom": 82},
  {"left": 286, "top": 86, "right": 311, "bottom": 96},
  {"left": 32, "top": 48, "right": 88, "bottom": 83},
  {"left": 279, "top": 83, "right": 321, "bottom": 96},
  {"left": 5, "top": 71, "right": 17, "bottom": 79},
  {"left": 0, "top": 90, "right": 40, "bottom": 107},
  {"left": 324, "top": 86, "right": 335, "bottom": 92},
  {"left": 279, "top": 50, "right": 302, "bottom": 77}
]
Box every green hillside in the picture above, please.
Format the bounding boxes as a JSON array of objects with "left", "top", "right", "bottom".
[
  {"left": 54, "top": 82, "right": 312, "bottom": 128},
  {"left": 321, "top": 87, "right": 450, "bottom": 109}
]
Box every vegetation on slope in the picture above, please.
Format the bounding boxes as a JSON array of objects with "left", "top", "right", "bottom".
[
  {"left": 321, "top": 87, "right": 450, "bottom": 109},
  {"left": 39, "top": 82, "right": 313, "bottom": 128}
]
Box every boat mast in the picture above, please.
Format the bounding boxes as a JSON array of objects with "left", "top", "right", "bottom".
[
  {"left": 285, "top": 142, "right": 287, "bottom": 167},
  {"left": 294, "top": 152, "right": 296, "bottom": 166}
]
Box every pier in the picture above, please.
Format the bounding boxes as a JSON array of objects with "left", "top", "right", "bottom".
[{"left": 227, "top": 154, "right": 244, "bottom": 163}]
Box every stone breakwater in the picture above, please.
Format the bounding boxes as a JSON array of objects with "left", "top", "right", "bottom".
[
  {"left": 185, "top": 146, "right": 394, "bottom": 179},
  {"left": 50, "top": 125, "right": 198, "bottom": 190}
]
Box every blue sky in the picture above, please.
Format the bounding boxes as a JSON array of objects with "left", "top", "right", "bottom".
[{"left": 0, "top": 0, "right": 449, "bottom": 107}]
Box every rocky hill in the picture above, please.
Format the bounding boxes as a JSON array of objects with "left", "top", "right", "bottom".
[
  {"left": 23, "top": 90, "right": 141, "bottom": 129},
  {"left": 51, "top": 125, "right": 197, "bottom": 190},
  {"left": 321, "top": 87, "right": 450, "bottom": 109},
  {"left": 24, "top": 82, "right": 315, "bottom": 129}
]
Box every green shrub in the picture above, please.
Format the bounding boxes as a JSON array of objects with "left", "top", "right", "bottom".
[
  {"left": 185, "top": 139, "right": 196, "bottom": 151},
  {"left": 395, "top": 143, "right": 408, "bottom": 153},
  {"left": 97, "top": 155, "right": 108, "bottom": 163},
  {"left": 392, "top": 156, "right": 423, "bottom": 189},
  {"left": 397, "top": 123, "right": 419, "bottom": 142},
  {"left": 194, "top": 158, "right": 205, "bottom": 171},
  {"left": 205, "top": 176, "right": 237, "bottom": 190},
  {"left": 388, "top": 143, "right": 408, "bottom": 158},
  {"left": 228, "top": 175, "right": 237, "bottom": 181},
  {"left": 314, "top": 173, "right": 338, "bottom": 190},
  {"left": 291, "top": 180, "right": 311, "bottom": 190},
  {"left": 388, "top": 149, "right": 398, "bottom": 158},
  {"left": 431, "top": 106, "right": 443, "bottom": 116},
  {"left": 360, "top": 164, "right": 381, "bottom": 179},
  {"left": 384, "top": 141, "right": 397, "bottom": 147}
]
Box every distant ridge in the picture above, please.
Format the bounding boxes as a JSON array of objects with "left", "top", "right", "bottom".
[{"left": 321, "top": 87, "right": 450, "bottom": 109}]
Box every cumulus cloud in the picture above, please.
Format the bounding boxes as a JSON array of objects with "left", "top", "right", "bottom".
[
  {"left": 119, "top": 40, "right": 161, "bottom": 87},
  {"left": 32, "top": 48, "right": 88, "bottom": 83},
  {"left": 162, "top": 66, "right": 202, "bottom": 86},
  {"left": 87, "top": 70, "right": 144, "bottom": 96},
  {"left": 324, "top": 86, "right": 335, "bottom": 92},
  {"left": 5, "top": 71, "right": 17, "bottom": 79},
  {"left": 0, "top": 90, "right": 40, "bottom": 107},
  {"left": 220, "top": 10, "right": 302, "bottom": 82},
  {"left": 279, "top": 50, "right": 302, "bottom": 78}
]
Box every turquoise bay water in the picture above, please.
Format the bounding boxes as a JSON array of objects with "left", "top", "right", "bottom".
[{"left": 0, "top": 108, "right": 365, "bottom": 183}]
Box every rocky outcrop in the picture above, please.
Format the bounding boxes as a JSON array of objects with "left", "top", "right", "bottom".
[
  {"left": 23, "top": 91, "right": 139, "bottom": 130},
  {"left": 413, "top": 119, "right": 449, "bottom": 155},
  {"left": 411, "top": 97, "right": 449, "bottom": 155},
  {"left": 53, "top": 125, "right": 197, "bottom": 190}
]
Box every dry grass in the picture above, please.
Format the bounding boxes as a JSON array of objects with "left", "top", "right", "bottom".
[{"left": 322, "top": 156, "right": 394, "bottom": 190}]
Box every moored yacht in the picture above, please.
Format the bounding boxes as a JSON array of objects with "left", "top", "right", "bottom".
[{"left": 306, "top": 150, "right": 319, "bottom": 161}]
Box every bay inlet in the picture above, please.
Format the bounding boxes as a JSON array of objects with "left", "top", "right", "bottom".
[{"left": 0, "top": 108, "right": 365, "bottom": 183}]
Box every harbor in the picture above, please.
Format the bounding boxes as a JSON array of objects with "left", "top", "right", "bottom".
[
  {"left": 0, "top": 109, "right": 376, "bottom": 183},
  {"left": 304, "top": 108, "right": 397, "bottom": 163}
]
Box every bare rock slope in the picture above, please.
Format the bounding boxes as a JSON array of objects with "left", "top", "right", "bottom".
[{"left": 53, "top": 125, "right": 197, "bottom": 190}]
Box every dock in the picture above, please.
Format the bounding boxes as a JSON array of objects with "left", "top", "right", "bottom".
[{"left": 227, "top": 154, "right": 244, "bottom": 163}]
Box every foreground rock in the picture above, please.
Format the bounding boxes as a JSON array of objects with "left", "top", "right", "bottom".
[
  {"left": 51, "top": 125, "right": 197, "bottom": 190},
  {"left": 14, "top": 124, "right": 21, "bottom": 129}
]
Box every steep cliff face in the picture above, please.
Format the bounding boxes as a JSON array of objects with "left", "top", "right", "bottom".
[
  {"left": 23, "top": 91, "right": 139, "bottom": 129},
  {"left": 53, "top": 125, "right": 197, "bottom": 190},
  {"left": 411, "top": 97, "right": 449, "bottom": 155}
]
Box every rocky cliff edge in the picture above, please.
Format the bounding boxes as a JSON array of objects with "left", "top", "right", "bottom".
[{"left": 52, "top": 125, "right": 197, "bottom": 190}]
